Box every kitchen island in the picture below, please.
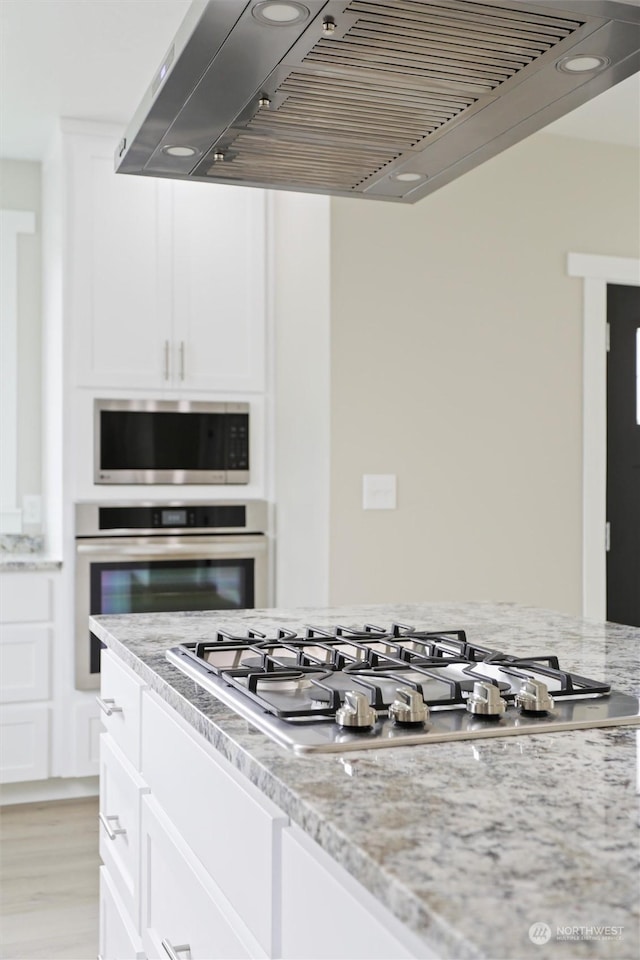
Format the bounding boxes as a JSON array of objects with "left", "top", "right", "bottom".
[{"left": 91, "top": 602, "right": 640, "bottom": 960}]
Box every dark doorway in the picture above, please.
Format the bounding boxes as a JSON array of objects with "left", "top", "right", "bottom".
[{"left": 606, "top": 283, "right": 640, "bottom": 627}]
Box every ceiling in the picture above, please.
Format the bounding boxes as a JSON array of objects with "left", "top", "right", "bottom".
[{"left": 0, "top": 0, "right": 638, "bottom": 161}]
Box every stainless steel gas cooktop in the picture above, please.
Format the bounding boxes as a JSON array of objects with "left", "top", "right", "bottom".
[{"left": 166, "top": 623, "right": 640, "bottom": 754}]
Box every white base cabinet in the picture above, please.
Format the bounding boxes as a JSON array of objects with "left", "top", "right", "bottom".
[
  {"left": 100, "top": 656, "right": 428, "bottom": 960},
  {"left": 100, "top": 866, "right": 146, "bottom": 960},
  {"left": 141, "top": 796, "right": 258, "bottom": 960},
  {"left": 141, "top": 691, "right": 283, "bottom": 954},
  {"left": 0, "top": 702, "right": 49, "bottom": 784},
  {"left": 280, "top": 826, "right": 431, "bottom": 960},
  {"left": 99, "top": 734, "right": 148, "bottom": 925},
  {"left": 0, "top": 573, "right": 53, "bottom": 784}
]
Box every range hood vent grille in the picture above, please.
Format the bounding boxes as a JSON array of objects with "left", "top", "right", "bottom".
[
  {"left": 117, "top": 0, "right": 640, "bottom": 203},
  {"left": 210, "top": 130, "right": 393, "bottom": 188},
  {"left": 208, "top": 0, "right": 583, "bottom": 191}
]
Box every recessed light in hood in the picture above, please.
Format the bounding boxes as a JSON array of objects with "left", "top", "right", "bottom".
[
  {"left": 392, "top": 171, "right": 426, "bottom": 182},
  {"left": 116, "top": 0, "right": 640, "bottom": 204},
  {"left": 252, "top": 2, "right": 311, "bottom": 25},
  {"left": 556, "top": 53, "right": 611, "bottom": 73},
  {"left": 162, "top": 144, "right": 200, "bottom": 157}
]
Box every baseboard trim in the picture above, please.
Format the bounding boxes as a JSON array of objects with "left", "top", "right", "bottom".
[{"left": 0, "top": 775, "right": 99, "bottom": 806}]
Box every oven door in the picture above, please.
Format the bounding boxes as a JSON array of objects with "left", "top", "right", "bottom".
[{"left": 75, "top": 534, "right": 267, "bottom": 690}]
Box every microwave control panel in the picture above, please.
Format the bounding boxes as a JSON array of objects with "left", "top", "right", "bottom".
[{"left": 226, "top": 415, "right": 249, "bottom": 471}]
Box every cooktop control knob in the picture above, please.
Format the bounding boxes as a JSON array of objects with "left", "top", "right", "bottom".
[
  {"left": 466, "top": 681, "right": 506, "bottom": 719},
  {"left": 516, "top": 678, "right": 554, "bottom": 715},
  {"left": 388, "top": 688, "right": 429, "bottom": 726},
  {"left": 336, "top": 691, "right": 377, "bottom": 730}
]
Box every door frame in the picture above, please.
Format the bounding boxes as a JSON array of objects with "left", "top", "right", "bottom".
[{"left": 567, "top": 253, "right": 640, "bottom": 620}]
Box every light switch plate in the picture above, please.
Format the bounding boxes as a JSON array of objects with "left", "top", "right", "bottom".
[{"left": 362, "top": 474, "right": 397, "bottom": 510}]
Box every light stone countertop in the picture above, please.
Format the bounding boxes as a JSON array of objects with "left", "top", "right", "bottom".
[
  {"left": 91, "top": 602, "right": 640, "bottom": 960},
  {"left": 0, "top": 555, "right": 62, "bottom": 571},
  {"left": 0, "top": 534, "right": 62, "bottom": 571}
]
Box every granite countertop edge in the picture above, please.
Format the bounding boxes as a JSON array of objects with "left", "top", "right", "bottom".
[{"left": 0, "top": 555, "right": 63, "bottom": 571}]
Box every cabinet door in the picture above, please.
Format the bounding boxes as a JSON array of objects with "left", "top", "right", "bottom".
[
  {"left": 69, "top": 134, "right": 172, "bottom": 389},
  {"left": 280, "top": 826, "right": 425, "bottom": 960},
  {"left": 0, "top": 625, "right": 51, "bottom": 702},
  {"left": 141, "top": 797, "right": 254, "bottom": 960},
  {"left": 142, "top": 691, "right": 285, "bottom": 955},
  {"left": 0, "top": 572, "right": 51, "bottom": 623},
  {"left": 171, "top": 182, "right": 266, "bottom": 392},
  {"left": 0, "top": 703, "right": 49, "bottom": 783},
  {"left": 99, "top": 734, "right": 149, "bottom": 925}
]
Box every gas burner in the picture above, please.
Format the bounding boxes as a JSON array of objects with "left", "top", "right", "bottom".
[
  {"left": 166, "top": 624, "right": 640, "bottom": 754},
  {"left": 248, "top": 672, "right": 313, "bottom": 693}
]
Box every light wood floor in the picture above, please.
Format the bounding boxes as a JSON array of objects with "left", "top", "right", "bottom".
[{"left": 0, "top": 796, "right": 99, "bottom": 960}]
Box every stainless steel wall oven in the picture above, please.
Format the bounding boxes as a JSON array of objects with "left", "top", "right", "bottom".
[{"left": 75, "top": 500, "right": 268, "bottom": 690}]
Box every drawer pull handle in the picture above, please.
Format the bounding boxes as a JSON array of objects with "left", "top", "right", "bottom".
[
  {"left": 162, "top": 941, "right": 191, "bottom": 960},
  {"left": 99, "top": 813, "right": 126, "bottom": 840},
  {"left": 96, "top": 697, "right": 123, "bottom": 717}
]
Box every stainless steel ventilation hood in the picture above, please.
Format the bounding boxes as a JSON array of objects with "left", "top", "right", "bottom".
[{"left": 116, "top": 0, "right": 640, "bottom": 203}]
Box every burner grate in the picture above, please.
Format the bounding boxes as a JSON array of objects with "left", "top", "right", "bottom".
[
  {"left": 166, "top": 624, "right": 640, "bottom": 754},
  {"left": 179, "top": 624, "right": 612, "bottom": 721}
]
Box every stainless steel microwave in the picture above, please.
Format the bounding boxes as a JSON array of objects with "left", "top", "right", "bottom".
[{"left": 94, "top": 399, "right": 249, "bottom": 484}]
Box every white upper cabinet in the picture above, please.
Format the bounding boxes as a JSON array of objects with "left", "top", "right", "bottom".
[
  {"left": 171, "top": 181, "right": 265, "bottom": 393},
  {"left": 69, "top": 134, "right": 171, "bottom": 390},
  {"left": 68, "top": 131, "right": 266, "bottom": 393}
]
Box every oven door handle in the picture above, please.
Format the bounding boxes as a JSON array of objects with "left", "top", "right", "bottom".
[{"left": 76, "top": 538, "right": 266, "bottom": 560}]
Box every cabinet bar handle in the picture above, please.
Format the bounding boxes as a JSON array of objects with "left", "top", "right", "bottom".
[
  {"left": 99, "top": 813, "right": 126, "bottom": 839},
  {"left": 179, "top": 340, "right": 185, "bottom": 381},
  {"left": 162, "top": 940, "right": 191, "bottom": 960},
  {"left": 164, "top": 339, "right": 170, "bottom": 380},
  {"left": 96, "top": 697, "right": 123, "bottom": 717}
]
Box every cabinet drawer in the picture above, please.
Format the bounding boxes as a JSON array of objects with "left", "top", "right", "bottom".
[
  {"left": 0, "top": 703, "right": 49, "bottom": 783},
  {"left": 141, "top": 797, "right": 256, "bottom": 960},
  {"left": 100, "top": 734, "right": 149, "bottom": 926},
  {"left": 100, "top": 866, "right": 146, "bottom": 960},
  {"left": 141, "top": 692, "right": 286, "bottom": 955},
  {"left": 0, "top": 574, "right": 50, "bottom": 623},
  {"left": 281, "top": 826, "right": 427, "bottom": 960},
  {"left": 100, "top": 652, "right": 145, "bottom": 769},
  {"left": 0, "top": 624, "right": 51, "bottom": 702}
]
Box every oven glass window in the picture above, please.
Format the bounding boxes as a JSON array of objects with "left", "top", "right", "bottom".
[{"left": 90, "top": 559, "right": 254, "bottom": 615}]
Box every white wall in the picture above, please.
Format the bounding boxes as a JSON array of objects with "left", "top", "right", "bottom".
[
  {"left": 272, "top": 192, "right": 331, "bottom": 606},
  {"left": 329, "top": 133, "right": 640, "bottom": 617},
  {"left": 0, "top": 160, "right": 42, "bottom": 532}
]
